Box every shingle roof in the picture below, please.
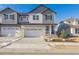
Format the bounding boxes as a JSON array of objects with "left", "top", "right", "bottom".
[
  {"left": 0, "top": 7, "right": 16, "bottom": 14},
  {"left": 18, "top": 12, "right": 28, "bottom": 16},
  {"left": 29, "top": 4, "right": 56, "bottom": 14},
  {"left": 60, "top": 18, "right": 79, "bottom": 23},
  {"left": 0, "top": 4, "right": 56, "bottom": 15},
  {"left": 64, "top": 18, "right": 79, "bottom": 22}
]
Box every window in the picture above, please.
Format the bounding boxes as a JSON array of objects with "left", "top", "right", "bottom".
[
  {"left": 75, "top": 28, "right": 79, "bottom": 34},
  {"left": 10, "top": 15, "right": 14, "bottom": 20},
  {"left": 78, "top": 21, "right": 79, "bottom": 24},
  {"left": 37, "top": 15, "right": 39, "bottom": 20},
  {"left": 33, "top": 15, "right": 35, "bottom": 20},
  {"left": 46, "top": 26, "right": 49, "bottom": 34},
  {"left": 20, "top": 16, "right": 28, "bottom": 23},
  {"left": 20, "top": 16, "right": 23, "bottom": 21},
  {"left": 46, "top": 26, "right": 49, "bottom": 31},
  {"left": 4, "top": 14, "right": 14, "bottom": 20},
  {"left": 45, "top": 14, "right": 52, "bottom": 20},
  {"left": 4, "top": 14, "right": 8, "bottom": 19},
  {"left": 33, "top": 15, "right": 39, "bottom": 20}
]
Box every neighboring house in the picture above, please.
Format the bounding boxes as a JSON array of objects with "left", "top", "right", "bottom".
[
  {"left": 61, "top": 18, "right": 79, "bottom": 36},
  {"left": 0, "top": 4, "right": 57, "bottom": 39}
]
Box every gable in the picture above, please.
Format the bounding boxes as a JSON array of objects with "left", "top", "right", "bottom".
[
  {"left": 0, "top": 8, "right": 16, "bottom": 14},
  {"left": 29, "top": 4, "right": 56, "bottom": 14},
  {"left": 41, "top": 8, "right": 54, "bottom": 14}
]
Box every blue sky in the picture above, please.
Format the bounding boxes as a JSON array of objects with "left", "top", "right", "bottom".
[{"left": 0, "top": 4, "right": 79, "bottom": 23}]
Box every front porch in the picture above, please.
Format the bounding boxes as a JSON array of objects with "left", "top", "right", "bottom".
[{"left": 45, "top": 25, "right": 56, "bottom": 36}]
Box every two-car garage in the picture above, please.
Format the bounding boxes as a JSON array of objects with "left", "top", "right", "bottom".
[{"left": 0, "top": 26, "right": 45, "bottom": 38}]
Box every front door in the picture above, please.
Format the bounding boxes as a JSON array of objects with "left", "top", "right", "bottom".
[
  {"left": 51, "top": 26, "right": 54, "bottom": 34},
  {"left": 45, "top": 25, "right": 54, "bottom": 35}
]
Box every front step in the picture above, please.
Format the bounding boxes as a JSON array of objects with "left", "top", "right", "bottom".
[{"left": 46, "top": 34, "right": 58, "bottom": 38}]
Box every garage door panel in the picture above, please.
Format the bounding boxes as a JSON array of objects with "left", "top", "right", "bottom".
[
  {"left": 24, "top": 31, "right": 42, "bottom": 37},
  {"left": 1, "top": 27, "right": 20, "bottom": 37},
  {"left": 24, "top": 27, "right": 43, "bottom": 37}
]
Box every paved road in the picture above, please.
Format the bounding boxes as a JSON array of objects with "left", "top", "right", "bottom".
[
  {"left": 0, "top": 42, "right": 79, "bottom": 54},
  {"left": 0, "top": 47, "right": 79, "bottom": 55}
]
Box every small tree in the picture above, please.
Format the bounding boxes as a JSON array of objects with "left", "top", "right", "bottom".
[
  {"left": 60, "top": 30, "right": 65, "bottom": 38},
  {"left": 59, "top": 30, "right": 66, "bottom": 41},
  {"left": 56, "top": 22, "right": 70, "bottom": 41}
]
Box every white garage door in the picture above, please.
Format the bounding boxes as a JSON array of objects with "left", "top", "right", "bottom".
[
  {"left": 1, "top": 27, "right": 20, "bottom": 37},
  {"left": 24, "top": 27, "right": 43, "bottom": 37}
]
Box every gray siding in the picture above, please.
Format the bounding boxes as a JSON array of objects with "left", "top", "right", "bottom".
[{"left": 1, "top": 12, "right": 18, "bottom": 24}]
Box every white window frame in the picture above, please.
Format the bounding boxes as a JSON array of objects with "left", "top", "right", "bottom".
[
  {"left": 33, "top": 15, "right": 39, "bottom": 20},
  {"left": 20, "top": 16, "right": 29, "bottom": 22},
  {"left": 4, "top": 14, "right": 14, "bottom": 20},
  {"left": 45, "top": 14, "right": 52, "bottom": 20}
]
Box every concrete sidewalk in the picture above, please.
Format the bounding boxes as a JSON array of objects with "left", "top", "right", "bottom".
[{"left": 1, "top": 46, "right": 79, "bottom": 55}]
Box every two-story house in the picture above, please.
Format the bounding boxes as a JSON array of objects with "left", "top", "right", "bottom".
[
  {"left": 61, "top": 18, "right": 79, "bottom": 36},
  {"left": 0, "top": 4, "right": 57, "bottom": 40}
]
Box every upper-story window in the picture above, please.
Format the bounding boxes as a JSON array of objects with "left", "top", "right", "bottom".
[
  {"left": 4, "top": 14, "right": 8, "bottom": 19},
  {"left": 4, "top": 14, "right": 14, "bottom": 20},
  {"left": 20, "top": 16, "right": 29, "bottom": 23},
  {"left": 45, "top": 14, "right": 52, "bottom": 20},
  {"left": 10, "top": 15, "right": 14, "bottom": 20},
  {"left": 20, "top": 16, "right": 24, "bottom": 21},
  {"left": 33, "top": 15, "right": 39, "bottom": 20},
  {"left": 78, "top": 21, "right": 79, "bottom": 24}
]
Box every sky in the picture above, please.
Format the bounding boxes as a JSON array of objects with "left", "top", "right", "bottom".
[{"left": 0, "top": 4, "right": 79, "bottom": 23}]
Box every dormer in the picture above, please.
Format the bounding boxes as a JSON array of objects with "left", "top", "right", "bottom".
[{"left": 0, "top": 7, "right": 18, "bottom": 24}]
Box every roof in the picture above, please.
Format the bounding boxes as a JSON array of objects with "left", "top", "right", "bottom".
[
  {"left": 29, "top": 4, "right": 56, "bottom": 14},
  {"left": 0, "top": 4, "right": 56, "bottom": 15},
  {"left": 64, "top": 18, "right": 79, "bottom": 22},
  {"left": 60, "top": 18, "right": 79, "bottom": 23},
  {"left": 18, "top": 12, "right": 28, "bottom": 16},
  {"left": 70, "top": 25, "right": 79, "bottom": 28},
  {"left": 0, "top": 7, "right": 16, "bottom": 14}
]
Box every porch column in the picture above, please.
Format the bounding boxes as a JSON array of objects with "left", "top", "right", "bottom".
[
  {"left": 21, "top": 26, "right": 24, "bottom": 38},
  {"left": 49, "top": 25, "right": 52, "bottom": 36},
  {"left": 52, "top": 26, "right": 55, "bottom": 34}
]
